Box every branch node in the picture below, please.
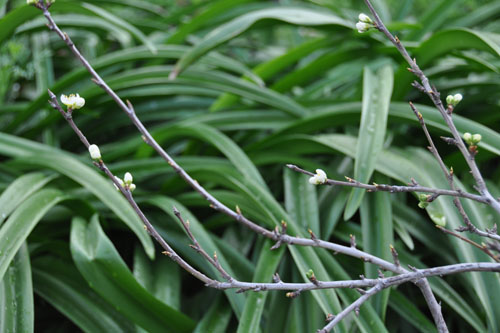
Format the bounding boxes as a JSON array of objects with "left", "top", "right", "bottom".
[
  {"left": 390, "top": 244, "right": 400, "bottom": 267},
  {"left": 408, "top": 265, "right": 417, "bottom": 272},
  {"left": 309, "top": 228, "right": 318, "bottom": 242},
  {"left": 356, "top": 288, "right": 366, "bottom": 295},
  {"left": 350, "top": 234, "right": 357, "bottom": 248},
  {"left": 286, "top": 290, "right": 301, "bottom": 299}
]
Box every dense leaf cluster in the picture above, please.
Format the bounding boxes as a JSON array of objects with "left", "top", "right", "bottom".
[{"left": 1, "top": 0, "right": 499, "bottom": 332}]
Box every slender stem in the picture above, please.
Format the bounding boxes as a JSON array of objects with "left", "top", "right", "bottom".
[
  {"left": 287, "top": 164, "right": 488, "bottom": 205},
  {"left": 39, "top": 3, "right": 500, "bottom": 331},
  {"left": 318, "top": 261, "right": 500, "bottom": 332},
  {"left": 363, "top": 0, "right": 500, "bottom": 217},
  {"left": 409, "top": 103, "right": 500, "bottom": 243},
  {"left": 437, "top": 226, "right": 500, "bottom": 262},
  {"left": 47, "top": 90, "right": 215, "bottom": 286}
]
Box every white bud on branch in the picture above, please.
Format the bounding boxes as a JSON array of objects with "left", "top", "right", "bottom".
[
  {"left": 358, "top": 13, "right": 372, "bottom": 24},
  {"left": 309, "top": 169, "right": 328, "bottom": 185},
  {"left": 88, "top": 144, "right": 101, "bottom": 160},
  {"left": 61, "top": 93, "right": 85, "bottom": 110},
  {"left": 463, "top": 132, "right": 482, "bottom": 145},
  {"left": 356, "top": 13, "right": 375, "bottom": 33},
  {"left": 446, "top": 93, "right": 463, "bottom": 107},
  {"left": 124, "top": 172, "right": 133, "bottom": 185}
]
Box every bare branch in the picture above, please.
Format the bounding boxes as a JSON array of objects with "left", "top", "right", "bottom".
[
  {"left": 286, "top": 164, "right": 488, "bottom": 205},
  {"left": 363, "top": 0, "right": 500, "bottom": 216}
]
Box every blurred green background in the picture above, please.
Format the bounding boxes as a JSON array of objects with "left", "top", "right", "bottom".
[{"left": 1, "top": 0, "right": 499, "bottom": 332}]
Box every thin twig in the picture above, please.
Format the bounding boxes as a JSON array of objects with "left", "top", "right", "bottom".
[
  {"left": 364, "top": 0, "right": 500, "bottom": 219},
  {"left": 409, "top": 101, "right": 500, "bottom": 244},
  {"left": 286, "top": 164, "right": 488, "bottom": 205},
  {"left": 37, "top": 2, "right": 500, "bottom": 331},
  {"left": 437, "top": 226, "right": 500, "bottom": 262},
  {"left": 47, "top": 90, "right": 216, "bottom": 286}
]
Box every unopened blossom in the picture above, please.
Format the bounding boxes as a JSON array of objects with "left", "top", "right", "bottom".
[
  {"left": 309, "top": 169, "right": 328, "bottom": 185},
  {"left": 358, "top": 13, "right": 372, "bottom": 23},
  {"left": 446, "top": 93, "right": 463, "bottom": 107},
  {"left": 124, "top": 172, "right": 133, "bottom": 185},
  {"left": 88, "top": 144, "right": 101, "bottom": 160},
  {"left": 472, "top": 134, "right": 482, "bottom": 144},
  {"left": 356, "top": 13, "right": 374, "bottom": 33},
  {"left": 113, "top": 176, "right": 125, "bottom": 191},
  {"left": 61, "top": 93, "right": 85, "bottom": 109},
  {"left": 463, "top": 132, "right": 482, "bottom": 145}
]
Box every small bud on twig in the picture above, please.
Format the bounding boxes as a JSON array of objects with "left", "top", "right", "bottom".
[
  {"left": 309, "top": 169, "right": 327, "bottom": 185},
  {"left": 88, "top": 144, "right": 101, "bottom": 160}
]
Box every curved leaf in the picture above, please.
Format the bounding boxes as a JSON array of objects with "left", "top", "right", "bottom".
[
  {"left": 0, "top": 188, "right": 65, "bottom": 281},
  {"left": 33, "top": 256, "right": 135, "bottom": 332},
  {"left": 345, "top": 65, "right": 393, "bottom": 220},
  {"left": 171, "top": 6, "right": 352, "bottom": 78},
  {"left": 70, "top": 215, "right": 195, "bottom": 332},
  {"left": 0, "top": 243, "right": 33, "bottom": 333},
  {"left": 0, "top": 172, "right": 55, "bottom": 225}
]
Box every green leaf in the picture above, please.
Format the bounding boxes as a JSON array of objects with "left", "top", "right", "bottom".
[
  {"left": 144, "top": 196, "right": 247, "bottom": 318},
  {"left": 139, "top": 122, "right": 267, "bottom": 187},
  {"left": 32, "top": 256, "right": 135, "bottom": 332},
  {"left": 360, "top": 175, "right": 393, "bottom": 319},
  {"left": 284, "top": 167, "right": 320, "bottom": 236},
  {"left": 0, "top": 172, "right": 55, "bottom": 225},
  {"left": 171, "top": 6, "right": 352, "bottom": 78},
  {"left": 5, "top": 148, "right": 154, "bottom": 258},
  {"left": 81, "top": 2, "right": 157, "bottom": 54},
  {"left": 0, "top": 243, "right": 33, "bottom": 333},
  {"left": 0, "top": 5, "right": 39, "bottom": 44},
  {"left": 133, "top": 246, "right": 180, "bottom": 310},
  {"left": 389, "top": 289, "right": 437, "bottom": 333},
  {"left": 344, "top": 64, "right": 393, "bottom": 220},
  {"left": 70, "top": 215, "right": 195, "bottom": 332},
  {"left": 237, "top": 240, "right": 284, "bottom": 333},
  {"left": 211, "top": 37, "right": 330, "bottom": 111},
  {"left": 406, "top": 0, "right": 460, "bottom": 41},
  {"left": 167, "top": 0, "right": 253, "bottom": 44},
  {"left": 394, "top": 29, "right": 500, "bottom": 98},
  {"left": 0, "top": 188, "right": 65, "bottom": 281},
  {"left": 194, "top": 295, "right": 232, "bottom": 333}
]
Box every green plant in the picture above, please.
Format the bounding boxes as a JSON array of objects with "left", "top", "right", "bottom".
[{"left": 1, "top": 0, "right": 500, "bottom": 332}]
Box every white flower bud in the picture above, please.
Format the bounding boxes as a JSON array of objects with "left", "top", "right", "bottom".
[
  {"left": 472, "top": 134, "right": 482, "bottom": 144},
  {"left": 446, "top": 95, "right": 454, "bottom": 105},
  {"left": 61, "top": 93, "right": 85, "bottom": 110},
  {"left": 124, "top": 172, "right": 133, "bottom": 185},
  {"left": 463, "top": 132, "right": 472, "bottom": 142},
  {"left": 129, "top": 183, "right": 136, "bottom": 192},
  {"left": 358, "top": 13, "right": 372, "bottom": 23},
  {"left": 356, "top": 22, "right": 371, "bottom": 33},
  {"left": 446, "top": 93, "right": 462, "bottom": 107},
  {"left": 88, "top": 144, "right": 101, "bottom": 160},
  {"left": 315, "top": 169, "right": 327, "bottom": 183},
  {"left": 309, "top": 169, "right": 328, "bottom": 185}
]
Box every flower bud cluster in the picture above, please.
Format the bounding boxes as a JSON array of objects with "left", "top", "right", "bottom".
[
  {"left": 446, "top": 93, "right": 462, "bottom": 107},
  {"left": 114, "top": 172, "right": 136, "bottom": 192},
  {"left": 463, "top": 132, "right": 482, "bottom": 146},
  {"left": 356, "top": 13, "right": 375, "bottom": 33}
]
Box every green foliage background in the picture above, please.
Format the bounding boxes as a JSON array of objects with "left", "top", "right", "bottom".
[{"left": 1, "top": 0, "right": 499, "bottom": 332}]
